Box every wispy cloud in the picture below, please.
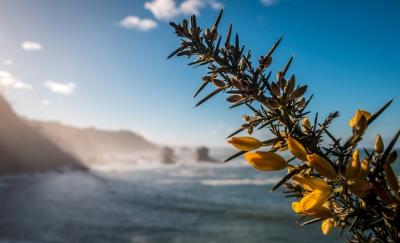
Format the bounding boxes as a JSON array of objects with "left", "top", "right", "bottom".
[
  {"left": 119, "top": 16, "right": 158, "bottom": 31},
  {"left": 260, "top": 0, "right": 283, "bottom": 6},
  {"left": 145, "top": 0, "right": 179, "bottom": 20},
  {"left": 121, "top": 0, "right": 222, "bottom": 32},
  {"left": 144, "top": 0, "right": 223, "bottom": 21},
  {"left": 209, "top": 0, "right": 224, "bottom": 10},
  {"left": 21, "top": 41, "right": 42, "bottom": 51},
  {"left": 44, "top": 80, "right": 76, "bottom": 95},
  {"left": 0, "top": 70, "right": 33, "bottom": 90},
  {"left": 2, "top": 59, "right": 13, "bottom": 66},
  {"left": 180, "top": 0, "right": 205, "bottom": 15},
  {"left": 13, "top": 81, "right": 33, "bottom": 90}
]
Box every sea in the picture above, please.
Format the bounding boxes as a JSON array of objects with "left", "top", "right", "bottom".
[{"left": 0, "top": 148, "right": 344, "bottom": 243}]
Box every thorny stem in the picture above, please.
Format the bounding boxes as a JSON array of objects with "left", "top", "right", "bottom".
[{"left": 168, "top": 10, "right": 399, "bottom": 243}]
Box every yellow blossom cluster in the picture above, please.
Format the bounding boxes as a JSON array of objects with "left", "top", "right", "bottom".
[{"left": 227, "top": 109, "right": 398, "bottom": 235}]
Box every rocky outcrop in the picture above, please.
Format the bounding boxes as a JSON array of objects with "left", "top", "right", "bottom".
[
  {"left": 0, "top": 95, "right": 86, "bottom": 175},
  {"left": 159, "top": 146, "right": 175, "bottom": 164},
  {"left": 194, "top": 146, "right": 218, "bottom": 162}
]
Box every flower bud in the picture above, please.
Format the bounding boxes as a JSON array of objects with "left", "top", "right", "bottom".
[
  {"left": 321, "top": 219, "right": 333, "bottom": 235},
  {"left": 228, "top": 136, "right": 262, "bottom": 151},
  {"left": 270, "top": 82, "right": 281, "bottom": 97},
  {"left": 302, "top": 117, "right": 312, "bottom": 132},
  {"left": 242, "top": 115, "right": 251, "bottom": 122},
  {"left": 357, "top": 116, "right": 368, "bottom": 134},
  {"left": 346, "top": 149, "right": 360, "bottom": 180},
  {"left": 349, "top": 109, "right": 371, "bottom": 134},
  {"left": 349, "top": 109, "right": 371, "bottom": 129},
  {"left": 375, "top": 134, "right": 384, "bottom": 154},
  {"left": 265, "top": 98, "right": 280, "bottom": 109},
  {"left": 297, "top": 97, "right": 306, "bottom": 108},
  {"left": 230, "top": 78, "right": 243, "bottom": 90},
  {"left": 211, "top": 78, "right": 226, "bottom": 88},
  {"left": 244, "top": 151, "right": 287, "bottom": 171},
  {"left": 307, "top": 154, "right": 337, "bottom": 180},
  {"left": 286, "top": 137, "right": 308, "bottom": 161},
  {"left": 226, "top": 94, "right": 242, "bottom": 103},
  {"left": 292, "top": 175, "right": 331, "bottom": 192}
]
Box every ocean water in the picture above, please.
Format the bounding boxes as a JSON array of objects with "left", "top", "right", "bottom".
[{"left": 0, "top": 157, "right": 341, "bottom": 243}]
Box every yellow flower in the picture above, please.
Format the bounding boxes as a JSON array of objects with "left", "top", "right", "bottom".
[
  {"left": 286, "top": 137, "right": 308, "bottom": 161},
  {"left": 228, "top": 136, "right": 262, "bottom": 151},
  {"left": 301, "top": 190, "right": 330, "bottom": 211},
  {"left": 321, "top": 219, "right": 334, "bottom": 235},
  {"left": 244, "top": 151, "right": 287, "bottom": 171},
  {"left": 307, "top": 154, "right": 337, "bottom": 179},
  {"left": 292, "top": 175, "right": 331, "bottom": 192},
  {"left": 346, "top": 149, "right": 360, "bottom": 180},
  {"left": 349, "top": 109, "right": 371, "bottom": 132},
  {"left": 291, "top": 190, "right": 332, "bottom": 218},
  {"left": 307, "top": 154, "right": 337, "bottom": 180},
  {"left": 375, "top": 134, "right": 384, "bottom": 154},
  {"left": 306, "top": 205, "right": 332, "bottom": 219},
  {"left": 291, "top": 201, "right": 302, "bottom": 213}
]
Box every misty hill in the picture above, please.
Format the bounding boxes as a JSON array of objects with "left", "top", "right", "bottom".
[
  {"left": 0, "top": 95, "right": 86, "bottom": 175},
  {"left": 28, "top": 120, "right": 159, "bottom": 164}
]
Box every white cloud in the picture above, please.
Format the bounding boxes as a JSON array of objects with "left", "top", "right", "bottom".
[
  {"left": 21, "top": 41, "right": 42, "bottom": 51},
  {"left": 0, "top": 70, "right": 33, "bottom": 90},
  {"left": 209, "top": 0, "right": 223, "bottom": 10},
  {"left": 145, "top": 0, "right": 180, "bottom": 20},
  {"left": 2, "top": 59, "right": 13, "bottom": 66},
  {"left": 41, "top": 99, "right": 51, "bottom": 106},
  {"left": 119, "top": 16, "right": 158, "bottom": 31},
  {"left": 144, "top": 0, "right": 223, "bottom": 21},
  {"left": 44, "top": 80, "right": 76, "bottom": 95},
  {"left": 13, "top": 81, "right": 33, "bottom": 90},
  {"left": 0, "top": 71, "right": 14, "bottom": 86},
  {"left": 260, "top": 0, "right": 281, "bottom": 6},
  {"left": 180, "top": 0, "right": 205, "bottom": 15}
]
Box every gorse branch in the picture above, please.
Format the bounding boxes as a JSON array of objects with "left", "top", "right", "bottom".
[{"left": 168, "top": 10, "right": 400, "bottom": 243}]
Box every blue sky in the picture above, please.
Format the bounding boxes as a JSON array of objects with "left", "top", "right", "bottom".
[{"left": 0, "top": 0, "right": 398, "bottom": 147}]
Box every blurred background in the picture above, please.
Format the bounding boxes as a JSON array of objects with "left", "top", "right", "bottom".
[{"left": 0, "top": 0, "right": 398, "bottom": 242}]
